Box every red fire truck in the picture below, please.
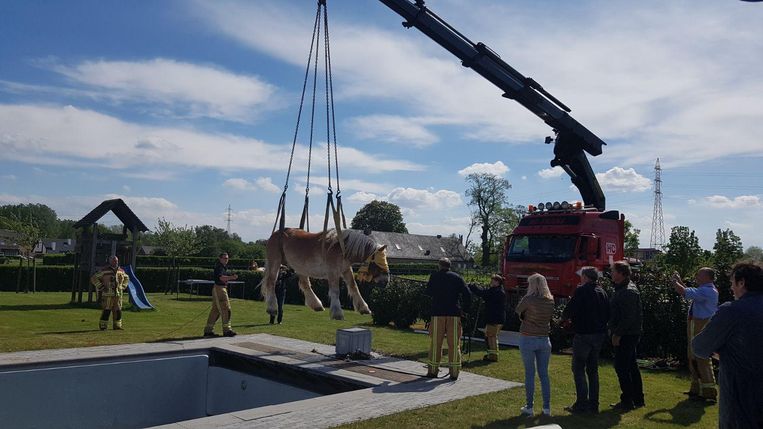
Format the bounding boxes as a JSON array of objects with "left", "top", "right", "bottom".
[{"left": 501, "top": 202, "right": 625, "bottom": 298}]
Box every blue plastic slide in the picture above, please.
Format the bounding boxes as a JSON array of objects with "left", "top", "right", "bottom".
[{"left": 123, "top": 265, "right": 154, "bottom": 310}]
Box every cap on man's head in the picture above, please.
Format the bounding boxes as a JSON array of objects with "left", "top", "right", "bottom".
[{"left": 438, "top": 257, "right": 451, "bottom": 269}]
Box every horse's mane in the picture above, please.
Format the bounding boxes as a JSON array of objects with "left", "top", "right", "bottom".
[{"left": 323, "top": 229, "right": 377, "bottom": 261}]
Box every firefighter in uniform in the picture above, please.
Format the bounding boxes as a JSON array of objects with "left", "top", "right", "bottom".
[
  {"left": 425, "top": 257, "right": 471, "bottom": 380},
  {"left": 91, "top": 255, "right": 129, "bottom": 330},
  {"left": 204, "top": 252, "right": 238, "bottom": 337},
  {"left": 469, "top": 274, "right": 507, "bottom": 362}
]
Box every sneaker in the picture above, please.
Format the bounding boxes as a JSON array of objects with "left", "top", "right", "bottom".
[
  {"left": 223, "top": 330, "right": 237, "bottom": 337},
  {"left": 520, "top": 405, "right": 533, "bottom": 416},
  {"left": 203, "top": 331, "right": 218, "bottom": 338},
  {"left": 113, "top": 326, "right": 124, "bottom": 330},
  {"left": 542, "top": 408, "right": 552, "bottom": 416},
  {"left": 425, "top": 371, "right": 438, "bottom": 378}
]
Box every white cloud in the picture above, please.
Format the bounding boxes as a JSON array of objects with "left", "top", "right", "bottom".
[
  {"left": 297, "top": 176, "right": 391, "bottom": 195},
  {"left": 223, "top": 178, "right": 257, "bottom": 191},
  {"left": 702, "top": 195, "right": 761, "bottom": 209},
  {"left": 348, "top": 115, "right": 438, "bottom": 147},
  {"left": 457, "top": 161, "right": 509, "bottom": 177},
  {"left": 0, "top": 104, "right": 424, "bottom": 175},
  {"left": 538, "top": 167, "right": 565, "bottom": 179},
  {"left": 224, "top": 177, "right": 282, "bottom": 193},
  {"left": 595, "top": 167, "right": 651, "bottom": 192},
  {"left": 104, "top": 194, "right": 178, "bottom": 211},
  {"left": 53, "top": 58, "right": 278, "bottom": 122},
  {"left": 255, "top": 177, "right": 280, "bottom": 193},
  {"left": 521, "top": 176, "right": 527, "bottom": 180},
  {"left": 347, "top": 192, "right": 380, "bottom": 205},
  {"left": 346, "top": 187, "right": 462, "bottom": 211},
  {"left": 1, "top": 175, "right": 16, "bottom": 181},
  {"left": 190, "top": 0, "right": 763, "bottom": 167},
  {"left": 387, "top": 188, "right": 462, "bottom": 210}
]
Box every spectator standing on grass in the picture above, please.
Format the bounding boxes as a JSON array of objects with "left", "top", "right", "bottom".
[
  {"left": 203, "top": 252, "right": 238, "bottom": 337},
  {"left": 672, "top": 267, "right": 718, "bottom": 403},
  {"left": 468, "top": 274, "right": 506, "bottom": 362},
  {"left": 91, "top": 255, "right": 129, "bottom": 331},
  {"left": 608, "top": 260, "right": 645, "bottom": 411},
  {"left": 270, "top": 265, "right": 289, "bottom": 325},
  {"left": 424, "top": 257, "right": 471, "bottom": 380},
  {"left": 515, "top": 273, "right": 555, "bottom": 417},
  {"left": 562, "top": 266, "right": 610, "bottom": 414},
  {"left": 693, "top": 262, "right": 763, "bottom": 429}
]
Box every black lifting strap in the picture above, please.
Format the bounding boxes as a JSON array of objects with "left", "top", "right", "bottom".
[
  {"left": 272, "top": 1, "right": 322, "bottom": 236},
  {"left": 320, "top": 0, "right": 347, "bottom": 246}
]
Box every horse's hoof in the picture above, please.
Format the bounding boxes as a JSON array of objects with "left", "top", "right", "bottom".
[
  {"left": 331, "top": 314, "right": 345, "bottom": 321},
  {"left": 358, "top": 308, "right": 371, "bottom": 315},
  {"left": 312, "top": 306, "right": 325, "bottom": 312}
]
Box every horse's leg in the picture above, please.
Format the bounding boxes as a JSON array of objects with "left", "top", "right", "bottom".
[
  {"left": 264, "top": 234, "right": 282, "bottom": 316},
  {"left": 299, "top": 275, "right": 324, "bottom": 312},
  {"left": 328, "top": 275, "right": 344, "bottom": 320},
  {"left": 342, "top": 268, "right": 371, "bottom": 315},
  {"left": 263, "top": 266, "right": 279, "bottom": 316}
]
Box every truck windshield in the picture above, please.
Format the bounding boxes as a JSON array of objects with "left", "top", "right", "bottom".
[{"left": 507, "top": 235, "right": 577, "bottom": 262}]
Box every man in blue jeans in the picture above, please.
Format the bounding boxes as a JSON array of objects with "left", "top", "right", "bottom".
[{"left": 562, "top": 267, "right": 610, "bottom": 414}]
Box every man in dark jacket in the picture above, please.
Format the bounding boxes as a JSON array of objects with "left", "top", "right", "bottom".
[
  {"left": 563, "top": 266, "right": 610, "bottom": 414},
  {"left": 693, "top": 262, "right": 763, "bottom": 429},
  {"left": 425, "top": 257, "right": 471, "bottom": 380},
  {"left": 469, "top": 274, "right": 506, "bottom": 362},
  {"left": 608, "top": 260, "right": 645, "bottom": 411},
  {"left": 270, "top": 265, "right": 289, "bottom": 325}
]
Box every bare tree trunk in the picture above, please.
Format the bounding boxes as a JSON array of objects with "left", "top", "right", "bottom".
[{"left": 481, "top": 224, "right": 490, "bottom": 267}]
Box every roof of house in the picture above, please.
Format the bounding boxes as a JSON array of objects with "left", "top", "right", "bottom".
[
  {"left": 73, "top": 199, "right": 149, "bottom": 232},
  {"left": 358, "top": 230, "right": 472, "bottom": 262}
]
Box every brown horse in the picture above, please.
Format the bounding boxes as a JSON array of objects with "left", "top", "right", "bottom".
[{"left": 264, "top": 228, "right": 390, "bottom": 320}]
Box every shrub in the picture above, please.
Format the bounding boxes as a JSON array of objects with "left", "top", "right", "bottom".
[{"left": 368, "top": 277, "right": 429, "bottom": 329}]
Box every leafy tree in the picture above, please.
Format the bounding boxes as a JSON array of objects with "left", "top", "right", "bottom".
[
  {"left": 55, "top": 219, "right": 78, "bottom": 239},
  {"left": 663, "top": 226, "right": 703, "bottom": 277},
  {"left": 464, "top": 173, "right": 511, "bottom": 267},
  {"left": 350, "top": 200, "right": 408, "bottom": 233},
  {"left": 194, "top": 225, "right": 232, "bottom": 256},
  {"left": 155, "top": 218, "right": 201, "bottom": 258},
  {"left": 713, "top": 228, "right": 744, "bottom": 303},
  {"left": 0, "top": 203, "right": 58, "bottom": 238},
  {"left": 743, "top": 245, "right": 763, "bottom": 262},
  {"left": 624, "top": 220, "right": 641, "bottom": 257}
]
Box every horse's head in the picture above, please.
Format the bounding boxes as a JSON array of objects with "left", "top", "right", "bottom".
[{"left": 356, "top": 244, "right": 390, "bottom": 285}]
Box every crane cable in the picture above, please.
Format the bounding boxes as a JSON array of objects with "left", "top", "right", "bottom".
[{"left": 273, "top": 0, "right": 346, "bottom": 253}]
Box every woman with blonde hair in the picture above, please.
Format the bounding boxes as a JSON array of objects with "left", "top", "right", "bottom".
[{"left": 515, "top": 273, "right": 555, "bottom": 416}]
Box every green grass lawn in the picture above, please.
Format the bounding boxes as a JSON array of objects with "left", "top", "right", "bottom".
[{"left": 0, "top": 292, "right": 717, "bottom": 428}]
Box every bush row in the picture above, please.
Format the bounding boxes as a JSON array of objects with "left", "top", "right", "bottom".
[{"left": 41, "top": 254, "right": 263, "bottom": 269}]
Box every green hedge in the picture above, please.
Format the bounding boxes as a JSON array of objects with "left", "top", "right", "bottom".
[
  {"left": 42, "top": 254, "right": 263, "bottom": 269},
  {"left": 0, "top": 265, "right": 265, "bottom": 297}
]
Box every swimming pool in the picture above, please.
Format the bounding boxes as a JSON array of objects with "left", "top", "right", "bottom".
[{"left": 0, "top": 349, "right": 363, "bottom": 429}]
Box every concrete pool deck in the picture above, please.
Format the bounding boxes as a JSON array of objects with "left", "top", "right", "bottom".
[{"left": 0, "top": 333, "right": 520, "bottom": 429}]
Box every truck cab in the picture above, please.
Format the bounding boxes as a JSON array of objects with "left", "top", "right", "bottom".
[{"left": 502, "top": 201, "right": 624, "bottom": 298}]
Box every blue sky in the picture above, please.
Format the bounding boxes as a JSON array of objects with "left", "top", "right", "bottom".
[{"left": 1, "top": 0, "right": 762, "bottom": 250}]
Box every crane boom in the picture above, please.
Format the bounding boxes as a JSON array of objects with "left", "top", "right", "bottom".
[{"left": 378, "top": 0, "right": 606, "bottom": 210}]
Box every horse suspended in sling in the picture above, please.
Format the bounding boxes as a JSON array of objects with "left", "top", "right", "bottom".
[{"left": 263, "top": 228, "right": 389, "bottom": 320}]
